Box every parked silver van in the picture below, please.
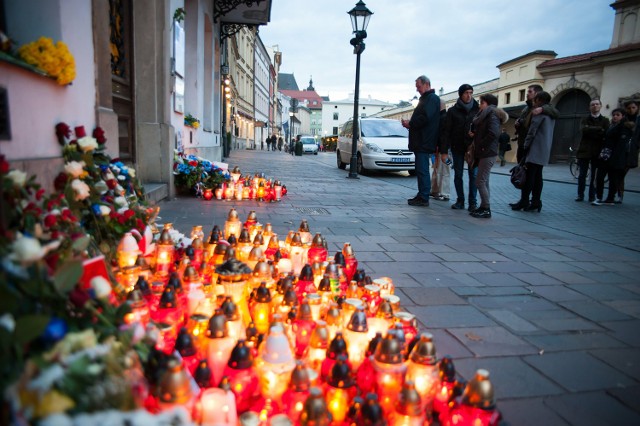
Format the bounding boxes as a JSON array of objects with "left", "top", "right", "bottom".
[{"left": 336, "top": 118, "right": 415, "bottom": 175}]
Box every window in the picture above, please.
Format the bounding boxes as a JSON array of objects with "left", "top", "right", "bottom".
[
  {"left": 505, "top": 93, "right": 511, "bottom": 105},
  {"left": 333, "top": 112, "right": 339, "bottom": 120},
  {"left": 519, "top": 89, "right": 525, "bottom": 102},
  {"left": 332, "top": 126, "right": 338, "bottom": 134}
]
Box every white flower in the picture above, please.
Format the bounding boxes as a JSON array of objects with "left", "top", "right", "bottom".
[
  {"left": 77, "top": 136, "right": 98, "bottom": 152},
  {"left": 26, "top": 364, "right": 66, "bottom": 392},
  {"left": 90, "top": 276, "right": 112, "bottom": 299},
  {"left": 71, "top": 179, "right": 91, "bottom": 201},
  {"left": 99, "top": 205, "right": 111, "bottom": 216},
  {"left": 114, "top": 196, "right": 128, "bottom": 207},
  {"left": 94, "top": 180, "right": 109, "bottom": 195},
  {"left": 128, "top": 167, "right": 136, "bottom": 178},
  {"left": 9, "top": 235, "right": 45, "bottom": 263},
  {"left": 63, "top": 161, "right": 86, "bottom": 178},
  {"left": 115, "top": 185, "right": 126, "bottom": 195},
  {"left": 0, "top": 314, "right": 15, "bottom": 332},
  {"left": 7, "top": 170, "right": 27, "bottom": 188},
  {"left": 117, "top": 175, "right": 126, "bottom": 181}
]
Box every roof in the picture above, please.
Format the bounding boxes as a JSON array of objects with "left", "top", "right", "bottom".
[
  {"left": 280, "top": 89, "right": 324, "bottom": 109},
  {"left": 497, "top": 50, "right": 557, "bottom": 68},
  {"left": 538, "top": 42, "right": 640, "bottom": 68},
  {"left": 278, "top": 73, "right": 299, "bottom": 90}
]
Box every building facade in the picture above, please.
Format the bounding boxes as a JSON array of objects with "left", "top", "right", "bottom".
[{"left": 321, "top": 94, "right": 393, "bottom": 136}]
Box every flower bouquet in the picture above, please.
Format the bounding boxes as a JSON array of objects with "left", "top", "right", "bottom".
[
  {"left": 172, "top": 151, "right": 229, "bottom": 196},
  {"left": 184, "top": 114, "right": 200, "bottom": 129},
  {"left": 17, "top": 37, "right": 76, "bottom": 86}
]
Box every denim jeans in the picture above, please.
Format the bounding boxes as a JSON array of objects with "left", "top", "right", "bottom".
[
  {"left": 452, "top": 152, "right": 477, "bottom": 205},
  {"left": 476, "top": 156, "right": 496, "bottom": 208},
  {"left": 577, "top": 158, "right": 597, "bottom": 200},
  {"left": 415, "top": 152, "right": 431, "bottom": 201}
]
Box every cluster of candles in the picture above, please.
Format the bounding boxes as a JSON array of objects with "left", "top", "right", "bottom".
[
  {"left": 113, "top": 208, "right": 502, "bottom": 426},
  {"left": 202, "top": 167, "right": 287, "bottom": 202}
]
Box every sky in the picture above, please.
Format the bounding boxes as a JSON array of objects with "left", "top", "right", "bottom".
[{"left": 259, "top": 0, "right": 615, "bottom": 104}]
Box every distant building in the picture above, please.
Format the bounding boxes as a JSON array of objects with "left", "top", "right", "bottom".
[{"left": 321, "top": 94, "right": 394, "bottom": 136}]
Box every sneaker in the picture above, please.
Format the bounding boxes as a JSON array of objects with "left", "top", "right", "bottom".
[
  {"left": 588, "top": 197, "right": 596, "bottom": 203},
  {"left": 408, "top": 197, "right": 429, "bottom": 207},
  {"left": 471, "top": 208, "right": 491, "bottom": 218},
  {"left": 591, "top": 199, "right": 602, "bottom": 206},
  {"left": 433, "top": 194, "right": 448, "bottom": 201},
  {"left": 601, "top": 199, "right": 615, "bottom": 205},
  {"left": 451, "top": 201, "right": 465, "bottom": 210},
  {"left": 575, "top": 196, "right": 584, "bottom": 202},
  {"left": 468, "top": 204, "right": 478, "bottom": 212},
  {"left": 614, "top": 195, "right": 623, "bottom": 204}
]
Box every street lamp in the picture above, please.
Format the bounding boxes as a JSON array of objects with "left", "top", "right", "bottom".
[
  {"left": 347, "top": 1, "right": 373, "bottom": 179},
  {"left": 289, "top": 111, "right": 294, "bottom": 152}
]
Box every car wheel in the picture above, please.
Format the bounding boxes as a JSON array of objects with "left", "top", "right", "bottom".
[
  {"left": 314, "top": 151, "right": 318, "bottom": 155},
  {"left": 408, "top": 169, "right": 417, "bottom": 176},
  {"left": 337, "top": 151, "right": 347, "bottom": 169},
  {"left": 357, "top": 153, "right": 367, "bottom": 175}
]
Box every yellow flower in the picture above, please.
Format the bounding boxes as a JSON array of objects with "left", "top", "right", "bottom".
[
  {"left": 33, "top": 389, "right": 75, "bottom": 418},
  {"left": 17, "top": 37, "right": 76, "bottom": 86}
]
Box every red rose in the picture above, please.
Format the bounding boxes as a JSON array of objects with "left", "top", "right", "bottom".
[
  {"left": 188, "top": 161, "right": 198, "bottom": 167},
  {"left": 106, "top": 179, "right": 118, "bottom": 190},
  {"left": 61, "top": 208, "right": 72, "bottom": 220},
  {"left": 51, "top": 230, "right": 61, "bottom": 239},
  {"left": 92, "top": 127, "right": 107, "bottom": 145},
  {"left": 136, "top": 218, "right": 145, "bottom": 232},
  {"left": 0, "top": 155, "right": 9, "bottom": 174},
  {"left": 123, "top": 209, "right": 135, "bottom": 219},
  {"left": 74, "top": 126, "right": 87, "bottom": 138},
  {"left": 69, "top": 285, "right": 91, "bottom": 308},
  {"left": 117, "top": 215, "right": 127, "bottom": 225},
  {"left": 55, "top": 123, "right": 71, "bottom": 146},
  {"left": 36, "top": 188, "right": 46, "bottom": 201},
  {"left": 44, "top": 214, "right": 57, "bottom": 228}
]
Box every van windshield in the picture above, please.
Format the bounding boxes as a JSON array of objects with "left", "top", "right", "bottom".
[{"left": 360, "top": 120, "right": 408, "bottom": 137}]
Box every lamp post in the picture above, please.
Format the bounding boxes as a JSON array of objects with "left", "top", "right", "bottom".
[
  {"left": 347, "top": 1, "right": 373, "bottom": 179},
  {"left": 289, "top": 111, "right": 294, "bottom": 153}
]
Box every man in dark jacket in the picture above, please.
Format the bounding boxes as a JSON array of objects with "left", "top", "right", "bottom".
[
  {"left": 440, "top": 84, "right": 479, "bottom": 210},
  {"left": 402, "top": 75, "right": 441, "bottom": 207},
  {"left": 575, "top": 99, "right": 609, "bottom": 202}
]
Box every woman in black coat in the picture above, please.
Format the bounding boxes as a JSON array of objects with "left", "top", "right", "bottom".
[{"left": 593, "top": 108, "right": 633, "bottom": 205}]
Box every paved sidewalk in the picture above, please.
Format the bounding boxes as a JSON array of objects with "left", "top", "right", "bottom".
[{"left": 158, "top": 150, "right": 640, "bottom": 426}]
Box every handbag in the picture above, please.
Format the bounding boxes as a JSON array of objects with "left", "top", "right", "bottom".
[
  {"left": 509, "top": 161, "right": 527, "bottom": 189},
  {"left": 504, "top": 143, "right": 512, "bottom": 152},
  {"left": 464, "top": 142, "right": 475, "bottom": 167},
  {"left": 599, "top": 147, "right": 612, "bottom": 162}
]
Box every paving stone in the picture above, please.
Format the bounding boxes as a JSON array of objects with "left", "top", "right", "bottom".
[
  {"left": 529, "top": 252, "right": 576, "bottom": 262},
  {"left": 408, "top": 273, "right": 484, "bottom": 288},
  {"left": 518, "top": 309, "right": 582, "bottom": 321},
  {"left": 445, "top": 243, "right": 497, "bottom": 253},
  {"left": 469, "top": 272, "right": 527, "bottom": 287},
  {"left": 497, "top": 398, "right": 570, "bottom": 426},
  {"left": 451, "top": 286, "right": 485, "bottom": 296},
  {"left": 523, "top": 351, "right": 636, "bottom": 392},
  {"left": 529, "top": 285, "right": 590, "bottom": 302},
  {"left": 350, "top": 251, "right": 393, "bottom": 262},
  {"left": 443, "top": 262, "right": 496, "bottom": 273},
  {"left": 530, "top": 317, "right": 604, "bottom": 332},
  {"left": 544, "top": 271, "right": 596, "bottom": 284},
  {"left": 448, "top": 326, "right": 538, "bottom": 356},
  {"left": 525, "top": 261, "right": 584, "bottom": 272},
  {"left": 560, "top": 300, "right": 632, "bottom": 322},
  {"left": 411, "top": 243, "right": 456, "bottom": 253},
  {"left": 401, "top": 287, "right": 467, "bottom": 306},
  {"left": 607, "top": 385, "right": 640, "bottom": 414},
  {"left": 571, "top": 261, "right": 612, "bottom": 272},
  {"left": 432, "top": 252, "right": 480, "bottom": 262},
  {"left": 378, "top": 242, "right": 419, "bottom": 252},
  {"left": 426, "top": 328, "right": 473, "bottom": 359},
  {"left": 469, "top": 295, "right": 557, "bottom": 312},
  {"left": 453, "top": 357, "right": 564, "bottom": 399},
  {"left": 543, "top": 391, "right": 640, "bottom": 426},
  {"left": 589, "top": 348, "right": 640, "bottom": 381},
  {"left": 470, "top": 252, "right": 512, "bottom": 262},
  {"left": 574, "top": 271, "right": 636, "bottom": 285},
  {"left": 602, "top": 300, "right": 640, "bottom": 319},
  {"left": 364, "top": 261, "right": 451, "bottom": 275},
  {"left": 410, "top": 305, "right": 496, "bottom": 328},
  {"left": 569, "top": 284, "right": 640, "bottom": 301},
  {"left": 385, "top": 251, "right": 441, "bottom": 262},
  {"left": 482, "top": 286, "right": 531, "bottom": 296},
  {"left": 524, "top": 332, "right": 627, "bottom": 352},
  {"left": 601, "top": 319, "right": 640, "bottom": 347},
  {"left": 483, "top": 261, "right": 542, "bottom": 273},
  {"left": 511, "top": 272, "right": 562, "bottom": 286},
  {"left": 486, "top": 309, "right": 538, "bottom": 332}
]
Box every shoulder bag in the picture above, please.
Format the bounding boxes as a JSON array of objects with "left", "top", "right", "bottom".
[
  {"left": 509, "top": 160, "right": 527, "bottom": 189},
  {"left": 464, "top": 142, "right": 475, "bottom": 168}
]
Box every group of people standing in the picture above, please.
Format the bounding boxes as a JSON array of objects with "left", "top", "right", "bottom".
[
  {"left": 574, "top": 99, "right": 639, "bottom": 205},
  {"left": 404, "top": 76, "right": 553, "bottom": 218},
  {"left": 262, "top": 134, "right": 284, "bottom": 152}
]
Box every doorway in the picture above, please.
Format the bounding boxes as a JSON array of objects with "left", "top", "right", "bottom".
[
  {"left": 551, "top": 89, "right": 591, "bottom": 163},
  {"left": 109, "top": 0, "right": 135, "bottom": 161}
]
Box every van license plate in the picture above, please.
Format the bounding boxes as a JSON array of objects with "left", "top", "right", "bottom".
[{"left": 391, "top": 157, "right": 410, "bottom": 163}]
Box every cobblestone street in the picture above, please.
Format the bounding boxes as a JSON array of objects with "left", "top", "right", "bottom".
[{"left": 158, "top": 149, "right": 640, "bottom": 426}]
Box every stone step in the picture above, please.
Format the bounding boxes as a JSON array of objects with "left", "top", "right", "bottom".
[{"left": 143, "top": 182, "right": 168, "bottom": 203}]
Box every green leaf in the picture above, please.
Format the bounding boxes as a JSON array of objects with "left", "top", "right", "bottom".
[
  {"left": 14, "top": 314, "right": 50, "bottom": 345},
  {"left": 53, "top": 260, "right": 83, "bottom": 294}
]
